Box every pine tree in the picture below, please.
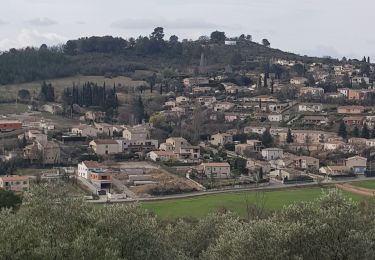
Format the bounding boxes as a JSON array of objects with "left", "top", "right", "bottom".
[
  {"left": 338, "top": 121, "right": 347, "bottom": 139},
  {"left": 286, "top": 128, "right": 293, "bottom": 143},
  {"left": 258, "top": 167, "right": 263, "bottom": 180},
  {"left": 361, "top": 123, "right": 370, "bottom": 139}
]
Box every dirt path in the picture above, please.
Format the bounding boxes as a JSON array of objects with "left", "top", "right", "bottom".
[{"left": 336, "top": 183, "right": 375, "bottom": 197}]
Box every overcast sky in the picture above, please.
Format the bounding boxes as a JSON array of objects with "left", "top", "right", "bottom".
[{"left": 0, "top": 0, "right": 374, "bottom": 59}]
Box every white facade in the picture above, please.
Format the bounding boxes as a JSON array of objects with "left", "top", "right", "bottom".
[
  {"left": 214, "top": 102, "right": 235, "bottom": 112},
  {"left": 244, "top": 126, "right": 266, "bottom": 135},
  {"left": 298, "top": 104, "right": 323, "bottom": 112},
  {"left": 89, "top": 140, "right": 121, "bottom": 155},
  {"left": 118, "top": 139, "right": 158, "bottom": 152},
  {"left": 366, "top": 139, "right": 375, "bottom": 148},
  {"left": 176, "top": 96, "right": 190, "bottom": 104},
  {"left": 77, "top": 161, "right": 104, "bottom": 179},
  {"left": 261, "top": 148, "right": 283, "bottom": 161},
  {"left": 268, "top": 114, "right": 283, "bottom": 122},
  {"left": 224, "top": 40, "right": 237, "bottom": 45}
]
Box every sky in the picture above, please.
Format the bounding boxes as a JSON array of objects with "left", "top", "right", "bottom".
[{"left": 0, "top": 0, "right": 374, "bottom": 60}]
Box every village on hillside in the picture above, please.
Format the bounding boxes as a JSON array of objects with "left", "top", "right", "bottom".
[{"left": 1, "top": 34, "right": 375, "bottom": 201}]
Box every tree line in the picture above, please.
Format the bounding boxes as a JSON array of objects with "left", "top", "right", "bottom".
[
  {"left": 62, "top": 82, "right": 118, "bottom": 115},
  {"left": 0, "top": 184, "right": 374, "bottom": 259},
  {"left": 0, "top": 27, "right": 303, "bottom": 85},
  {"left": 0, "top": 46, "right": 73, "bottom": 85}
]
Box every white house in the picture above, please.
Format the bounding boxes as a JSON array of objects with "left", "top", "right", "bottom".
[
  {"left": 352, "top": 76, "right": 370, "bottom": 85},
  {"left": 224, "top": 40, "right": 237, "bottom": 46},
  {"left": 214, "top": 102, "right": 235, "bottom": 112},
  {"left": 290, "top": 77, "right": 308, "bottom": 85},
  {"left": 261, "top": 148, "right": 283, "bottom": 161},
  {"left": 298, "top": 103, "right": 323, "bottom": 113},
  {"left": 300, "top": 87, "right": 324, "bottom": 96},
  {"left": 78, "top": 161, "right": 105, "bottom": 179},
  {"left": 197, "top": 96, "right": 216, "bottom": 106},
  {"left": 148, "top": 151, "right": 177, "bottom": 162},
  {"left": 324, "top": 141, "right": 345, "bottom": 151},
  {"left": 118, "top": 139, "right": 158, "bottom": 153},
  {"left": 176, "top": 96, "right": 190, "bottom": 104},
  {"left": 244, "top": 126, "right": 266, "bottom": 135},
  {"left": 268, "top": 113, "right": 283, "bottom": 122},
  {"left": 366, "top": 139, "right": 375, "bottom": 148}
]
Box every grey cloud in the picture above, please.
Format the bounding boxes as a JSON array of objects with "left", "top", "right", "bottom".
[
  {"left": 0, "top": 19, "right": 8, "bottom": 25},
  {"left": 25, "top": 17, "right": 57, "bottom": 26},
  {"left": 111, "top": 18, "right": 240, "bottom": 30},
  {"left": 299, "top": 45, "right": 342, "bottom": 59}
]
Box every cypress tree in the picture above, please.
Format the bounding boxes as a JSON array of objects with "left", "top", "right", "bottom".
[
  {"left": 261, "top": 129, "right": 273, "bottom": 148},
  {"left": 338, "top": 121, "right": 347, "bottom": 139},
  {"left": 352, "top": 126, "right": 360, "bottom": 137},
  {"left": 361, "top": 123, "right": 370, "bottom": 139},
  {"left": 286, "top": 128, "right": 294, "bottom": 143}
]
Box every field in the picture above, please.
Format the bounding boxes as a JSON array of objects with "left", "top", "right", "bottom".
[
  {"left": 0, "top": 103, "right": 29, "bottom": 115},
  {"left": 15, "top": 168, "right": 47, "bottom": 176},
  {"left": 0, "top": 75, "right": 147, "bottom": 100},
  {"left": 351, "top": 180, "right": 375, "bottom": 190},
  {"left": 142, "top": 188, "right": 364, "bottom": 219}
]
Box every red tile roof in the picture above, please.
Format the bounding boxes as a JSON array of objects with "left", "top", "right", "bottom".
[
  {"left": 82, "top": 161, "right": 104, "bottom": 168},
  {"left": 0, "top": 175, "right": 29, "bottom": 182}
]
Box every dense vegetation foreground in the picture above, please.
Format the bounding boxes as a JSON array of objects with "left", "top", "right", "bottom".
[{"left": 1, "top": 184, "right": 375, "bottom": 260}]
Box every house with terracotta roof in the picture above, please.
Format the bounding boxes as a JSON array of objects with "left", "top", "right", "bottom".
[
  {"left": 77, "top": 161, "right": 112, "bottom": 191},
  {"left": 78, "top": 161, "right": 105, "bottom": 179},
  {"left": 89, "top": 139, "right": 120, "bottom": 155},
  {"left": 0, "top": 175, "right": 30, "bottom": 192},
  {"left": 200, "top": 162, "right": 231, "bottom": 178},
  {"left": 337, "top": 106, "right": 365, "bottom": 114},
  {"left": 343, "top": 116, "right": 365, "bottom": 126},
  {"left": 0, "top": 120, "right": 22, "bottom": 132}
]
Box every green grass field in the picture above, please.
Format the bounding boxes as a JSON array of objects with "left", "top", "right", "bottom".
[
  {"left": 0, "top": 103, "right": 29, "bottom": 115},
  {"left": 15, "top": 168, "right": 48, "bottom": 176},
  {"left": 351, "top": 180, "right": 375, "bottom": 190},
  {"left": 142, "top": 188, "right": 363, "bottom": 219}
]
